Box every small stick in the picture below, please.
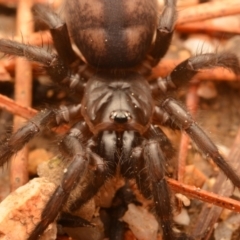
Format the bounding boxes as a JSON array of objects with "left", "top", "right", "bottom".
[
  {"left": 177, "top": 0, "right": 240, "bottom": 25},
  {"left": 0, "top": 94, "right": 37, "bottom": 119},
  {"left": 0, "top": 94, "right": 68, "bottom": 133},
  {"left": 0, "top": 0, "right": 61, "bottom": 8},
  {"left": 167, "top": 178, "right": 240, "bottom": 213},
  {"left": 176, "top": 17, "right": 240, "bottom": 34},
  {"left": 10, "top": 0, "right": 33, "bottom": 191}
]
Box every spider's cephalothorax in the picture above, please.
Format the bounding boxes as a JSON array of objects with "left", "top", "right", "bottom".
[{"left": 0, "top": 0, "right": 240, "bottom": 239}]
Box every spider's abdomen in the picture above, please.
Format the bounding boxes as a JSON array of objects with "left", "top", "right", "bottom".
[{"left": 65, "top": 0, "right": 158, "bottom": 68}]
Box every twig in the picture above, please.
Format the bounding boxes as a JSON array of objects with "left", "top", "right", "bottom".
[
  {"left": 0, "top": 94, "right": 36, "bottom": 118},
  {"left": 167, "top": 178, "right": 240, "bottom": 213},
  {"left": 10, "top": 0, "right": 33, "bottom": 191},
  {"left": 0, "top": 0, "right": 61, "bottom": 8},
  {"left": 176, "top": 17, "right": 240, "bottom": 34},
  {"left": 177, "top": 0, "right": 240, "bottom": 25},
  {"left": 0, "top": 94, "right": 68, "bottom": 133}
]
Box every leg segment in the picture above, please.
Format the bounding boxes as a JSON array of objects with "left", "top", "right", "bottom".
[
  {"left": 32, "top": 4, "right": 77, "bottom": 65},
  {"left": 69, "top": 131, "right": 122, "bottom": 212},
  {"left": 0, "top": 40, "right": 84, "bottom": 93},
  {"left": 28, "top": 121, "right": 105, "bottom": 239},
  {"left": 58, "top": 123, "right": 108, "bottom": 212},
  {"left": 0, "top": 104, "right": 82, "bottom": 166},
  {"left": 134, "top": 125, "right": 191, "bottom": 240},
  {"left": 150, "top": 52, "right": 240, "bottom": 96},
  {"left": 162, "top": 97, "right": 240, "bottom": 187},
  {"left": 68, "top": 150, "right": 107, "bottom": 212},
  {"left": 148, "top": 0, "right": 177, "bottom": 66},
  {"left": 132, "top": 126, "right": 175, "bottom": 199},
  {"left": 169, "top": 52, "right": 240, "bottom": 88},
  {"left": 28, "top": 154, "right": 87, "bottom": 240},
  {"left": 143, "top": 127, "right": 175, "bottom": 240},
  {"left": 57, "top": 212, "right": 93, "bottom": 227}
]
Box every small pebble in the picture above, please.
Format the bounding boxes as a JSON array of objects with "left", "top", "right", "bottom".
[{"left": 173, "top": 208, "right": 190, "bottom": 226}]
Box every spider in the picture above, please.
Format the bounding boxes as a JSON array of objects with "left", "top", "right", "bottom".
[{"left": 0, "top": 0, "right": 240, "bottom": 239}]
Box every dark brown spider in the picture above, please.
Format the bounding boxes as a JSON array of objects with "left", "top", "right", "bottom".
[{"left": 0, "top": 0, "right": 240, "bottom": 239}]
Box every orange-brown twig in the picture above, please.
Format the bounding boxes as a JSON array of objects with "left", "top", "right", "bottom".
[
  {"left": 0, "top": 0, "right": 61, "bottom": 8},
  {"left": 0, "top": 94, "right": 36, "bottom": 119},
  {"left": 167, "top": 178, "right": 240, "bottom": 213},
  {"left": 177, "top": 0, "right": 240, "bottom": 25},
  {"left": 10, "top": 0, "right": 33, "bottom": 191},
  {"left": 176, "top": 17, "right": 240, "bottom": 34}
]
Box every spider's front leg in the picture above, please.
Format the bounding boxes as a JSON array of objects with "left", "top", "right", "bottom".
[
  {"left": 150, "top": 52, "right": 240, "bottom": 167},
  {"left": 161, "top": 97, "right": 240, "bottom": 187},
  {"left": 0, "top": 3, "right": 89, "bottom": 92},
  {"left": 133, "top": 125, "right": 193, "bottom": 240},
  {"left": 149, "top": 0, "right": 177, "bottom": 66},
  {"left": 0, "top": 39, "right": 85, "bottom": 94},
  {"left": 32, "top": 4, "right": 77, "bottom": 66},
  {"left": 150, "top": 52, "right": 240, "bottom": 98},
  {"left": 0, "top": 104, "right": 81, "bottom": 166}
]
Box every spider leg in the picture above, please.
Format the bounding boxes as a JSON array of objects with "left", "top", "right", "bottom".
[
  {"left": 28, "top": 131, "right": 88, "bottom": 239},
  {"left": 161, "top": 97, "right": 240, "bottom": 187},
  {"left": 68, "top": 173, "right": 105, "bottom": 212},
  {"left": 132, "top": 145, "right": 152, "bottom": 199},
  {"left": 148, "top": 0, "right": 176, "bottom": 66},
  {"left": 68, "top": 150, "right": 107, "bottom": 212},
  {"left": 69, "top": 130, "right": 121, "bottom": 212},
  {"left": 133, "top": 125, "right": 191, "bottom": 240},
  {"left": 57, "top": 212, "right": 93, "bottom": 228},
  {"left": 32, "top": 4, "right": 78, "bottom": 66},
  {"left": 0, "top": 104, "right": 82, "bottom": 166},
  {"left": 150, "top": 52, "right": 240, "bottom": 95},
  {"left": 28, "top": 121, "right": 106, "bottom": 239},
  {"left": 0, "top": 40, "right": 84, "bottom": 93},
  {"left": 132, "top": 126, "right": 175, "bottom": 199}
]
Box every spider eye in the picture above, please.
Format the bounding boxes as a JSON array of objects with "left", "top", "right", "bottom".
[
  {"left": 114, "top": 113, "right": 128, "bottom": 123},
  {"left": 110, "top": 111, "right": 131, "bottom": 124}
]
